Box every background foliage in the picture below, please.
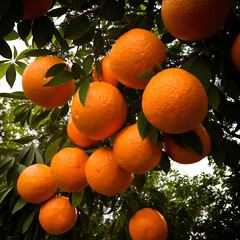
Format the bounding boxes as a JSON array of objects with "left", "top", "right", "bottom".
[{"left": 0, "top": 0, "right": 240, "bottom": 239}]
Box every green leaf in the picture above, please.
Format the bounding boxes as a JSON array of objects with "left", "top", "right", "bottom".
[
  {"left": 24, "top": 147, "right": 35, "bottom": 166},
  {"left": 207, "top": 84, "right": 220, "bottom": 110},
  {"left": 0, "top": 62, "right": 11, "bottom": 79},
  {"left": 72, "top": 0, "right": 85, "bottom": 10},
  {"left": 18, "top": 145, "right": 32, "bottom": 163},
  {"left": 0, "top": 91, "right": 28, "bottom": 100},
  {"left": 4, "top": 30, "right": 19, "bottom": 41},
  {"left": 12, "top": 198, "right": 27, "bottom": 214},
  {"left": 23, "top": 49, "right": 56, "bottom": 57},
  {"left": 73, "top": 27, "right": 95, "bottom": 46},
  {"left": 211, "top": 144, "right": 225, "bottom": 168},
  {"left": 46, "top": 7, "right": 68, "bottom": 17},
  {"left": 6, "top": 0, "right": 24, "bottom": 21},
  {"left": 45, "top": 137, "right": 63, "bottom": 164},
  {"left": 0, "top": 0, "right": 13, "bottom": 16},
  {"left": 0, "top": 187, "right": 12, "bottom": 205},
  {"left": 22, "top": 208, "right": 38, "bottom": 234},
  {"left": 34, "top": 149, "right": 44, "bottom": 164},
  {"left": 170, "top": 130, "right": 204, "bottom": 157},
  {"left": 94, "top": 32, "right": 104, "bottom": 52},
  {"left": 6, "top": 64, "right": 16, "bottom": 88},
  {"left": 132, "top": 174, "right": 146, "bottom": 191},
  {"left": 100, "top": 0, "right": 125, "bottom": 21},
  {"left": 137, "top": 110, "right": 150, "bottom": 141},
  {"left": 17, "top": 20, "right": 32, "bottom": 40},
  {"left": 64, "top": 15, "right": 93, "bottom": 40},
  {"left": 0, "top": 148, "right": 16, "bottom": 155},
  {"left": 137, "top": 12, "right": 155, "bottom": 30},
  {"left": 0, "top": 39, "right": 12, "bottom": 59},
  {"left": 150, "top": 125, "right": 158, "bottom": 146},
  {"left": 53, "top": 27, "right": 68, "bottom": 51},
  {"left": 45, "top": 63, "right": 67, "bottom": 78},
  {"left": 31, "top": 109, "right": 51, "bottom": 128},
  {"left": 32, "top": 16, "right": 54, "bottom": 48},
  {"left": 79, "top": 79, "right": 90, "bottom": 107},
  {"left": 95, "top": 60, "right": 101, "bottom": 79},
  {"left": 44, "top": 71, "right": 74, "bottom": 86},
  {"left": 155, "top": 62, "right": 163, "bottom": 72},
  {"left": 0, "top": 156, "right": 14, "bottom": 175},
  {"left": 15, "top": 61, "right": 27, "bottom": 75},
  {"left": 11, "top": 136, "right": 35, "bottom": 144},
  {"left": 0, "top": 15, "right": 14, "bottom": 39},
  {"left": 83, "top": 55, "right": 94, "bottom": 75},
  {"left": 137, "top": 69, "right": 155, "bottom": 81},
  {"left": 72, "top": 63, "right": 85, "bottom": 79},
  {"left": 159, "top": 151, "right": 170, "bottom": 174},
  {"left": 71, "top": 190, "right": 84, "bottom": 208}
]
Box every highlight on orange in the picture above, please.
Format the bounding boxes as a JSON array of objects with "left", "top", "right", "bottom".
[
  {"left": 163, "top": 124, "right": 211, "bottom": 164},
  {"left": 39, "top": 196, "right": 77, "bottom": 235},
  {"left": 85, "top": 146, "right": 133, "bottom": 196},
  {"left": 67, "top": 118, "right": 100, "bottom": 148},
  {"left": 109, "top": 28, "right": 166, "bottom": 89},
  {"left": 17, "top": 164, "right": 57, "bottom": 204},
  {"left": 22, "top": 56, "right": 75, "bottom": 109},
  {"left": 50, "top": 147, "right": 89, "bottom": 192},
  {"left": 113, "top": 123, "right": 162, "bottom": 174}
]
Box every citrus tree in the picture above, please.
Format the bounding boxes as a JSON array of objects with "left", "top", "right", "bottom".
[{"left": 0, "top": 0, "right": 240, "bottom": 239}]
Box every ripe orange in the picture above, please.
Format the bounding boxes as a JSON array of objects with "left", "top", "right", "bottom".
[
  {"left": 231, "top": 34, "right": 240, "bottom": 72},
  {"left": 109, "top": 28, "right": 166, "bottom": 89},
  {"left": 17, "top": 164, "right": 57, "bottom": 204},
  {"left": 22, "top": 56, "right": 75, "bottom": 109},
  {"left": 142, "top": 68, "right": 208, "bottom": 134},
  {"left": 92, "top": 55, "right": 118, "bottom": 86},
  {"left": 113, "top": 123, "right": 162, "bottom": 174},
  {"left": 163, "top": 124, "right": 211, "bottom": 164},
  {"left": 85, "top": 147, "right": 133, "bottom": 196},
  {"left": 71, "top": 82, "right": 127, "bottom": 140},
  {"left": 67, "top": 117, "right": 100, "bottom": 148},
  {"left": 50, "top": 147, "right": 89, "bottom": 192},
  {"left": 129, "top": 208, "right": 168, "bottom": 240},
  {"left": 161, "top": 0, "right": 231, "bottom": 41},
  {"left": 22, "top": 0, "right": 53, "bottom": 20},
  {"left": 39, "top": 196, "right": 77, "bottom": 235}
]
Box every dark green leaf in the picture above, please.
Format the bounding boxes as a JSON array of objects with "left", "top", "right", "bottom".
[
  {"left": 53, "top": 27, "right": 68, "bottom": 51},
  {"left": 32, "top": 16, "right": 54, "bottom": 48},
  {"left": 4, "top": 30, "right": 19, "bottom": 41},
  {"left": 211, "top": 144, "right": 225, "bottom": 168},
  {"left": 0, "top": 187, "right": 13, "bottom": 205},
  {"left": 18, "top": 145, "right": 32, "bottom": 163},
  {"left": 100, "top": 0, "right": 125, "bottom": 21},
  {"left": 132, "top": 174, "right": 146, "bottom": 191},
  {"left": 72, "top": 63, "right": 86, "bottom": 79},
  {"left": 0, "top": 15, "right": 14, "bottom": 39},
  {"left": 150, "top": 125, "right": 158, "bottom": 146},
  {"left": 22, "top": 208, "right": 38, "bottom": 234},
  {"left": 44, "top": 71, "right": 74, "bottom": 86},
  {"left": 46, "top": 7, "right": 68, "bottom": 17},
  {"left": 83, "top": 55, "right": 94, "bottom": 75},
  {"left": 0, "top": 0, "right": 13, "bottom": 16},
  {"left": 137, "top": 12, "right": 155, "bottom": 30},
  {"left": 17, "top": 20, "right": 32, "bottom": 40},
  {"left": 94, "top": 32, "right": 104, "bottom": 52},
  {"left": 71, "top": 190, "right": 84, "bottom": 208},
  {"left": 0, "top": 148, "right": 16, "bottom": 155},
  {"left": 23, "top": 49, "right": 56, "bottom": 57},
  {"left": 12, "top": 198, "right": 27, "bottom": 214},
  {"left": 137, "top": 69, "right": 155, "bottom": 81},
  {"left": 72, "top": 0, "right": 85, "bottom": 10},
  {"left": 64, "top": 15, "right": 93, "bottom": 40},
  {"left": 0, "top": 156, "right": 14, "bottom": 175},
  {"left": 155, "top": 62, "right": 163, "bottom": 72},
  {"left": 6, "top": 64, "right": 16, "bottom": 88},
  {"left": 0, "top": 39, "right": 12, "bottom": 59},
  {"left": 73, "top": 27, "right": 95, "bottom": 46},
  {"left": 15, "top": 61, "right": 27, "bottom": 75},
  {"left": 6, "top": 0, "right": 24, "bottom": 21},
  {"left": 11, "top": 136, "right": 35, "bottom": 144},
  {"left": 159, "top": 151, "right": 170, "bottom": 174},
  {"left": 0, "top": 62, "right": 11, "bottom": 79},
  {"left": 95, "top": 60, "right": 101, "bottom": 79},
  {"left": 0, "top": 91, "right": 28, "bottom": 100},
  {"left": 34, "top": 149, "right": 44, "bottom": 164},
  {"left": 79, "top": 79, "right": 90, "bottom": 107},
  {"left": 24, "top": 147, "right": 35, "bottom": 166},
  {"left": 207, "top": 84, "right": 220, "bottom": 110},
  {"left": 137, "top": 110, "right": 150, "bottom": 141},
  {"left": 45, "top": 63, "right": 67, "bottom": 78},
  {"left": 171, "top": 131, "right": 204, "bottom": 157},
  {"left": 31, "top": 109, "right": 51, "bottom": 127}
]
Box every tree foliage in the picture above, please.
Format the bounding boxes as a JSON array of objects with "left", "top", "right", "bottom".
[{"left": 0, "top": 0, "right": 240, "bottom": 239}]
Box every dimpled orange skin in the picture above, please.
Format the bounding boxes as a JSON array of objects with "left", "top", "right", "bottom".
[
  {"left": 71, "top": 82, "right": 127, "bottom": 140},
  {"left": 39, "top": 196, "right": 77, "bottom": 235},
  {"left": 92, "top": 55, "right": 118, "bottom": 86},
  {"left": 109, "top": 28, "right": 166, "bottom": 89},
  {"left": 22, "top": 0, "right": 53, "bottom": 20},
  {"left": 231, "top": 34, "right": 240, "bottom": 72},
  {"left": 50, "top": 147, "right": 89, "bottom": 192},
  {"left": 67, "top": 118, "right": 100, "bottom": 148},
  {"left": 163, "top": 124, "right": 211, "bottom": 164},
  {"left": 17, "top": 164, "right": 57, "bottom": 204},
  {"left": 113, "top": 123, "right": 162, "bottom": 174},
  {"left": 22, "top": 56, "right": 75, "bottom": 109},
  {"left": 129, "top": 208, "right": 168, "bottom": 240},
  {"left": 142, "top": 68, "right": 208, "bottom": 134},
  {"left": 161, "top": 0, "right": 231, "bottom": 41},
  {"left": 85, "top": 147, "right": 133, "bottom": 196}
]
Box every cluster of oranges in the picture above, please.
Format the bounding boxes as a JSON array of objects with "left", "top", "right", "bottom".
[{"left": 17, "top": 0, "right": 239, "bottom": 239}]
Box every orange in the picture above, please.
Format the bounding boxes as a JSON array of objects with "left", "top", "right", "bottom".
[
  {"left": 67, "top": 117, "right": 100, "bottom": 148},
  {"left": 92, "top": 55, "right": 118, "bottom": 86},
  {"left": 231, "top": 34, "right": 240, "bottom": 72},
  {"left": 17, "top": 164, "right": 57, "bottom": 204},
  {"left": 85, "top": 147, "right": 133, "bottom": 196},
  {"left": 39, "top": 196, "right": 77, "bottom": 235},
  {"left": 161, "top": 0, "right": 231, "bottom": 41},
  {"left": 109, "top": 28, "right": 166, "bottom": 89},
  {"left": 113, "top": 123, "right": 162, "bottom": 174},
  {"left": 22, "top": 0, "right": 53, "bottom": 20},
  {"left": 22, "top": 56, "right": 75, "bottom": 109},
  {"left": 71, "top": 82, "right": 127, "bottom": 140},
  {"left": 50, "top": 147, "right": 89, "bottom": 192},
  {"left": 142, "top": 68, "right": 208, "bottom": 134},
  {"left": 163, "top": 124, "right": 211, "bottom": 164},
  {"left": 129, "top": 208, "right": 168, "bottom": 240}
]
